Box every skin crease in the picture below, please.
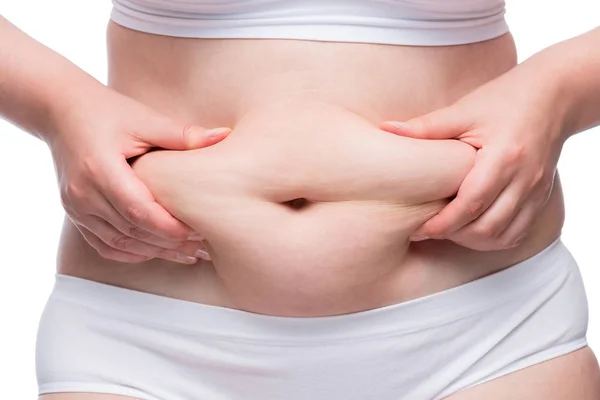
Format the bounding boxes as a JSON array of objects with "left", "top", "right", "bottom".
[
  {"left": 381, "top": 64, "right": 566, "bottom": 250},
  {"left": 0, "top": 1, "right": 597, "bottom": 396},
  {"left": 0, "top": 17, "right": 230, "bottom": 265},
  {"left": 45, "top": 22, "right": 600, "bottom": 398},
  {"left": 382, "top": 27, "right": 600, "bottom": 251},
  {"left": 32, "top": 18, "right": 600, "bottom": 400},
  {"left": 48, "top": 88, "right": 231, "bottom": 264},
  {"left": 57, "top": 24, "right": 566, "bottom": 316},
  {"left": 131, "top": 103, "right": 477, "bottom": 314}
]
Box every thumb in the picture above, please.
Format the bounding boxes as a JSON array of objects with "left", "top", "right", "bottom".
[
  {"left": 380, "top": 105, "right": 467, "bottom": 140},
  {"left": 137, "top": 117, "right": 231, "bottom": 151}
]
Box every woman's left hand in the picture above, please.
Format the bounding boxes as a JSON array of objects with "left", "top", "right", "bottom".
[{"left": 381, "top": 67, "right": 569, "bottom": 251}]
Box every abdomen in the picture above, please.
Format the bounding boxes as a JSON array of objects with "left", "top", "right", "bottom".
[
  {"left": 57, "top": 25, "right": 563, "bottom": 317},
  {"left": 132, "top": 102, "right": 476, "bottom": 315}
]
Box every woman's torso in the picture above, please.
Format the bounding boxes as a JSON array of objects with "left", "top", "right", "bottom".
[{"left": 57, "top": 21, "right": 564, "bottom": 317}]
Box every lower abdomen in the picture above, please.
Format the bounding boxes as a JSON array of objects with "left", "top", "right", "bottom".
[
  {"left": 129, "top": 102, "right": 475, "bottom": 315},
  {"left": 56, "top": 26, "right": 564, "bottom": 317}
]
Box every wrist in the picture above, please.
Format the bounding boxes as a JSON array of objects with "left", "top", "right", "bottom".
[
  {"left": 507, "top": 50, "right": 572, "bottom": 146},
  {"left": 520, "top": 29, "right": 600, "bottom": 141},
  {"left": 500, "top": 49, "right": 571, "bottom": 146},
  {"left": 44, "top": 73, "right": 109, "bottom": 149}
]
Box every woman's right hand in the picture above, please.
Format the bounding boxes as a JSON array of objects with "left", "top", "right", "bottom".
[{"left": 48, "top": 86, "right": 229, "bottom": 264}]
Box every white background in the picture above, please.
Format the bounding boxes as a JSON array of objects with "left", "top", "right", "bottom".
[{"left": 0, "top": 0, "right": 599, "bottom": 397}]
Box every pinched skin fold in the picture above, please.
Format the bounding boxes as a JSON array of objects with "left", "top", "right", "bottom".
[{"left": 133, "top": 102, "right": 476, "bottom": 315}]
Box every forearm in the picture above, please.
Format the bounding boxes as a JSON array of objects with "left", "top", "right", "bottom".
[
  {"left": 519, "top": 26, "right": 600, "bottom": 138},
  {"left": 0, "top": 16, "right": 106, "bottom": 143}
]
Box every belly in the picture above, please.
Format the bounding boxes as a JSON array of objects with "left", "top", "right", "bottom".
[
  {"left": 130, "top": 101, "right": 475, "bottom": 314},
  {"left": 57, "top": 22, "right": 564, "bottom": 316}
]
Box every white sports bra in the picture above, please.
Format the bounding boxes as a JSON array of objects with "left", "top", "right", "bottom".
[{"left": 110, "top": 0, "right": 509, "bottom": 46}]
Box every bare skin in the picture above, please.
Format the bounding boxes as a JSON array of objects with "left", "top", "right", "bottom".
[
  {"left": 46, "top": 22, "right": 600, "bottom": 398},
  {"left": 127, "top": 103, "right": 478, "bottom": 315}
]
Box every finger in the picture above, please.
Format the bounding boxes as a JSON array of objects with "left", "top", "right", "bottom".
[
  {"left": 456, "top": 180, "right": 528, "bottom": 243},
  {"left": 178, "top": 240, "right": 212, "bottom": 261},
  {"left": 412, "top": 150, "right": 512, "bottom": 238},
  {"left": 79, "top": 218, "right": 200, "bottom": 265},
  {"left": 100, "top": 157, "right": 194, "bottom": 241},
  {"left": 135, "top": 115, "right": 231, "bottom": 151},
  {"left": 496, "top": 199, "right": 546, "bottom": 249},
  {"left": 92, "top": 198, "right": 190, "bottom": 250},
  {"left": 448, "top": 169, "right": 554, "bottom": 249},
  {"left": 380, "top": 105, "right": 468, "bottom": 140},
  {"left": 89, "top": 208, "right": 204, "bottom": 257},
  {"left": 77, "top": 225, "right": 151, "bottom": 264}
]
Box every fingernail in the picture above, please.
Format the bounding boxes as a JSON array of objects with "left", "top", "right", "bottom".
[
  {"left": 195, "top": 248, "right": 211, "bottom": 261},
  {"left": 410, "top": 235, "right": 429, "bottom": 242},
  {"left": 187, "top": 233, "right": 204, "bottom": 241},
  {"left": 175, "top": 253, "right": 199, "bottom": 264},
  {"left": 385, "top": 121, "right": 411, "bottom": 129},
  {"left": 204, "top": 127, "right": 230, "bottom": 137}
]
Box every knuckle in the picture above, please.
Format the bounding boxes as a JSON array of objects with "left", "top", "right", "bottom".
[
  {"left": 466, "top": 199, "right": 486, "bottom": 217},
  {"left": 473, "top": 224, "right": 498, "bottom": 240},
  {"left": 499, "top": 236, "right": 522, "bottom": 249},
  {"left": 180, "top": 123, "right": 194, "bottom": 144},
  {"left": 128, "top": 226, "right": 151, "bottom": 240},
  {"left": 531, "top": 168, "right": 546, "bottom": 185},
  {"left": 453, "top": 232, "right": 493, "bottom": 251},
  {"left": 63, "top": 181, "right": 85, "bottom": 204},
  {"left": 110, "top": 234, "right": 132, "bottom": 250},
  {"left": 511, "top": 235, "right": 525, "bottom": 247},
  {"left": 154, "top": 247, "right": 175, "bottom": 260},
  {"left": 534, "top": 173, "right": 554, "bottom": 195},
  {"left": 59, "top": 191, "right": 71, "bottom": 209},
  {"left": 82, "top": 157, "right": 102, "bottom": 180},
  {"left": 417, "top": 116, "right": 433, "bottom": 132},
  {"left": 82, "top": 230, "right": 147, "bottom": 263},
  {"left": 528, "top": 170, "right": 548, "bottom": 194},
  {"left": 541, "top": 178, "right": 554, "bottom": 194},
  {"left": 98, "top": 246, "right": 149, "bottom": 263},
  {"left": 154, "top": 247, "right": 170, "bottom": 258},
  {"left": 125, "top": 204, "right": 148, "bottom": 225},
  {"left": 156, "top": 225, "right": 188, "bottom": 241},
  {"left": 425, "top": 226, "right": 446, "bottom": 239},
  {"left": 503, "top": 145, "right": 525, "bottom": 163},
  {"left": 61, "top": 185, "right": 88, "bottom": 218},
  {"left": 60, "top": 200, "right": 77, "bottom": 218}
]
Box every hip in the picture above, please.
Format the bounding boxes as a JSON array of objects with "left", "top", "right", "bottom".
[{"left": 42, "top": 238, "right": 590, "bottom": 400}]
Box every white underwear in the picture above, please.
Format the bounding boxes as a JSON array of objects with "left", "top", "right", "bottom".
[{"left": 37, "top": 239, "right": 588, "bottom": 400}]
